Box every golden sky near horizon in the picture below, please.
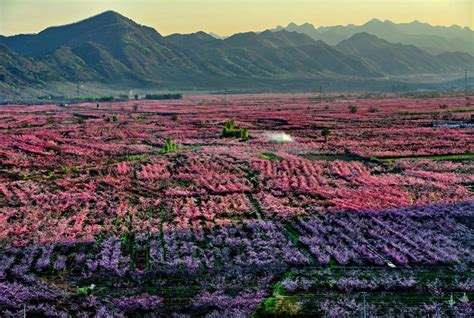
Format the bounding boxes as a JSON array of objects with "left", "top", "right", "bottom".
[{"left": 0, "top": 0, "right": 472, "bottom": 36}]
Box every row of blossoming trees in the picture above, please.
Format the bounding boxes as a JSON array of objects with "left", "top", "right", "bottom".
[
  {"left": 0, "top": 94, "right": 473, "bottom": 316},
  {"left": 1, "top": 201, "right": 472, "bottom": 316}
]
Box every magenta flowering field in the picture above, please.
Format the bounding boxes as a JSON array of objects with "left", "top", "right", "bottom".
[{"left": 0, "top": 94, "right": 473, "bottom": 317}]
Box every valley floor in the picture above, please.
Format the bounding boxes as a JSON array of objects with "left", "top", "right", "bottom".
[{"left": 0, "top": 93, "right": 472, "bottom": 317}]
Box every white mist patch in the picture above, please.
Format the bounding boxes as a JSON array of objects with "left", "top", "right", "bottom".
[{"left": 264, "top": 132, "right": 295, "bottom": 143}]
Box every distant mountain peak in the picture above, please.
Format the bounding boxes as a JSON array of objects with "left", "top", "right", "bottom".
[
  {"left": 342, "top": 32, "right": 386, "bottom": 46},
  {"left": 194, "top": 31, "right": 213, "bottom": 38},
  {"left": 364, "top": 18, "right": 383, "bottom": 25},
  {"left": 260, "top": 29, "right": 274, "bottom": 35},
  {"left": 165, "top": 31, "right": 218, "bottom": 49},
  {"left": 167, "top": 30, "right": 215, "bottom": 39},
  {"left": 209, "top": 32, "right": 227, "bottom": 39},
  {"left": 349, "top": 32, "right": 379, "bottom": 40},
  {"left": 94, "top": 10, "right": 126, "bottom": 18},
  {"left": 227, "top": 31, "right": 259, "bottom": 40},
  {"left": 301, "top": 22, "right": 315, "bottom": 27},
  {"left": 73, "top": 10, "right": 132, "bottom": 27},
  {"left": 0, "top": 8, "right": 168, "bottom": 59}
]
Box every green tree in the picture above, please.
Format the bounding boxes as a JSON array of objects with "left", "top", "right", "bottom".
[
  {"left": 274, "top": 296, "right": 301, "bottom": 316},
  {"left": 349, "top": 105, "right": 358, "bottom": 113},
  {"left": 160, "top": 137, "right": 178, "bottom": 154},
  {"left": 222, "top": 120, "right": 249, "bottom": 140},
  {"left": 240, "top": 128, "right": 249, "bottom": 140},
  {"left": 321, "top": 128, "right": 330, "bottom": 142}
]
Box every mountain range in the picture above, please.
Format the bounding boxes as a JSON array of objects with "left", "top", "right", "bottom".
[
  {"left": 273, "top": 19, "right": 474, "bottom": 55},
  {"left": 0, "top": 11, "right": 472, "bottom": 97},
  {"left": 336, "top": 32, "right": 473, "bottom": 75}
]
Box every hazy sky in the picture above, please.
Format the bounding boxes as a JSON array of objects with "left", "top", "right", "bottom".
[{"left": 1, "top": 0, "right": 472, "bottom": 36}]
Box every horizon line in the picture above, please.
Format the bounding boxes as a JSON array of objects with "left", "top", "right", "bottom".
[{"left": 1, "top": 10, "right": 472, "bottom": 37}]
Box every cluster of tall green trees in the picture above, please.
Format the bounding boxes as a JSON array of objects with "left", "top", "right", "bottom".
[
  {"left": 160, "top": 137, "right": 178, "bottom": 154},
  {"left": 221, "top": 120, "right": 249, "bottom": 140},
  {"left": 145, "top": 93, "right": 183, "bottom": 100}
]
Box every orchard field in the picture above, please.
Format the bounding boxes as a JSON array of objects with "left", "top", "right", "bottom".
[{"left": 0, "top": 93, "right": 473, "bottom": 317}]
